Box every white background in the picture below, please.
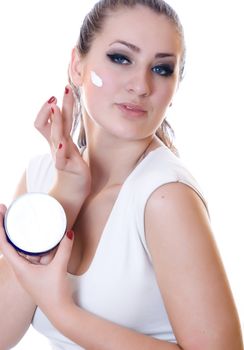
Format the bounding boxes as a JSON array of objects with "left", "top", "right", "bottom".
[{"left": 0, "top": 1, "right": 243, "bottom": 348}]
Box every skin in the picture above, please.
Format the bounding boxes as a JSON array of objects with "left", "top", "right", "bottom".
[
  {"left": 77, "top": 7, "right": 180, "bottom": 143},
  {"left": 0, "top": 5, "right": 243, "bottom": 350}
]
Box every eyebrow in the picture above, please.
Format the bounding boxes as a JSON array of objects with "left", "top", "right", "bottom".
[{"left": 109, "top": 40, "right": 176, "bottom": 59}]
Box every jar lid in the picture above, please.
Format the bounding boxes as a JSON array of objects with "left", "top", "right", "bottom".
[{"left": 4, "top": 193, "right": 67, "bottom": 255}]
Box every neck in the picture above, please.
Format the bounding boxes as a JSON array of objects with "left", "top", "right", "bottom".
[{"left": 83, "top": 136, "right": 158, "bottom": 194}]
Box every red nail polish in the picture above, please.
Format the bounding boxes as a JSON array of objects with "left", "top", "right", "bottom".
[
  {"left": 66, "top": 230, "right": 74, "bottom": 240},
  {"left": 51, "top": 107, "right": 55, "bottom": 114},
  {"left": 48, "top": 96, "right": 56, "bottom": 104},
  {"left": 65, "top": 87, "right": 69, "bottom": 94},
  {"left": 58, "top": 143, "right": 63, "bottom": 150}
]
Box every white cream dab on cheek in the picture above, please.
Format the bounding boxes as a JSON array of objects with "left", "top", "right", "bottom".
[{"left": 91, "top": 70, "right": 103, "bottom": 87}]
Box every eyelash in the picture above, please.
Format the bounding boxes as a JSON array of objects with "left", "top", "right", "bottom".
[
  {"left": 106, "top": 53, "right": 174, "bottom": 77},
  {"left": 107, "top": 53, "right": 130, "bottom": 65}
]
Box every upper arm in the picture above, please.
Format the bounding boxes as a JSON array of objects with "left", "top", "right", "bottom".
[{"left": 145, "top": 183, "right": 243, "bottom": 350}]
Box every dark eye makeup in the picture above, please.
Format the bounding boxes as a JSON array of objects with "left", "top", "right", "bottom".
[
  {"left": 107, "top": 53, "right": 131, "bottom": 65},
  {"left": 152, "top": 64, "right": 174, "bottom": 77},
  {"left": 106, "top": 52, "right": 175, "bottom": 77}
]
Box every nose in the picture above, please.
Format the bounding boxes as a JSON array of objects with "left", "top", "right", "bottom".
[{"left": 125, "top": 68, "right": 151, "bottom": 97}]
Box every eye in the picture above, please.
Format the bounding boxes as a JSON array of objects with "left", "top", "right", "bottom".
[
  {"left": 107, "top": 53, "right": 131, "bottom": 65},
  {"left": 152, "top": 64, "right": 174, "bottom": 77}
]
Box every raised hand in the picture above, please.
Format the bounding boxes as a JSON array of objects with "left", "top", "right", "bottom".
[
  {"left": 35, "top": 87, "right": 89, "bottom": 179},
  {"left": 34, "top": 86, "right": 91, "bottom": 229}
]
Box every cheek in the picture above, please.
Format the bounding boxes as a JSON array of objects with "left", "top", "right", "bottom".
[
  {"left": 93, "top": 68, "right": 120, "bottom": 94},
  {"left": 91, "top": 69, "right": 119, "bottom": 97},
  {"left": 81, "top": 70, "right": 118, "bottom": 116},
  {"left": 155, "top": 80, "right": 177, "bottom": 107},
  {"left": 150, "top": 82, "right": 176, "bottom": 126}
]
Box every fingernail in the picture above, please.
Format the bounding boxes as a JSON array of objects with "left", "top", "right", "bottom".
[
  {"left": 58, "top": 143, "right": 63, "bottom": 150},
  {"left": 66, "top": 230, "right": 74, "bottom": 240},
  {"left": 65, "top": 87, "right": 69, "bottom": 94},
  {"left": 48, "top": 96, "right": 56, "bottom": 104},
  {"left": 51, "top": 107, "right": 55, "bottom": 114}
]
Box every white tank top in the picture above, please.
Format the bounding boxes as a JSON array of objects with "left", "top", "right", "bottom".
[{"left": 27, "top": 145, "right": 207, "bottom": 349}]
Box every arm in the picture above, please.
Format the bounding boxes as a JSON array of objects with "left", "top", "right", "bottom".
[
  {"left": 1, "top": 181, "right": 242, "bottom": 349},
  {"left": 1, "top": 180, "right": 242, "bottom": 349},
  {"left": 0, "top": 86, "right": 90, "bottom": 349},
  {"left": 34, "top": 87, "right": 91, "bottom": 230},
  {"left": 0, "top": 255, "right": 36, "bottom": 350},
  {"left": 0, "top": 192, "right": 182, "bottom": 350},
  {"left": 0, "top": 218, "right": 183, "bottom": 350},
  {"left": 37, "top": 184, "right": 243, "bottom": 350},
  {"left": 0, "top": 176, "right": 36, "bottom": 350},
  {"left": 145, "top": 182, "right": 243, "bottom": 350},
  {"left": 53, "top": 305, "right": 183, "bottom": 350}
]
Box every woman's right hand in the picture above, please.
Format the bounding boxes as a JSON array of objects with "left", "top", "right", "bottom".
[{"left": 34, "top": 86, "right": 91, "bottom": 228}]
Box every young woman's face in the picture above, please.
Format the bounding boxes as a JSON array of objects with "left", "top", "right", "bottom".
[{"left": 79, "top": 5, "right": 182, "bottom": 142}]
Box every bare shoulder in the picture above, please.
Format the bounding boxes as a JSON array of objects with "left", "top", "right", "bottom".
[
  {"left": 145, "top": 181, "right": 208, "bottom": 224},
  {"left": 145, "top": 182, "right": 210, "bottom": 242},
  {"left": 145, "top": 182, "right": 243, "bottom": 349}
]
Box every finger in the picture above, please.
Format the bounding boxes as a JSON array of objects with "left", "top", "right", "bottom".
[
  {"left": 53, "top": 230, "right": 74, "bottom": 271},
  {"left": 62, "top": 85, "right": 75, "bottom": 138},
  {"left": 54, "top": 139, "right": 69, "bottom": 170},
  {"left": 23, "top": 254, "right": 41, "bottom": 264},
  {"left": 39, "top": 247, "right": 57, "bottom": 265},
  {"left": 18, "top": 249, "right": 56, "bottom": 265},
  {"left": 34, "top": 96, "right": 57, "bottom": 142},
  {"left": 0, "top": 204, "right": 7, "bottom": 216},
  {"left": 0, "top": 204, "right": 7, "bottom": 254},
  {"left": 50, "top": 105, "right": 64, "bottom": 151},
  {"left": 55, "top": 140, "right": 86, "bottom": 174}
]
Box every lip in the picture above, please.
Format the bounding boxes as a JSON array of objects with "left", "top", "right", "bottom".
[{"left": 116, "top": 102, "right": 147, "bottom": 117}]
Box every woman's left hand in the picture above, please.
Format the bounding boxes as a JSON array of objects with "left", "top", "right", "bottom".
[{"left": 0, "top": 204, "right": 75, "bottom": 320}]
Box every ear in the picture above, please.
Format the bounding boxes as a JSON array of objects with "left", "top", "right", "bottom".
[{"left": 69, "top": 47, "right": 84, "bottom": 86}]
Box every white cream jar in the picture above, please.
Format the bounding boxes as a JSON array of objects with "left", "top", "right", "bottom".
[{"left": 4, "top": 193, "right": 67, "bottom": 255}]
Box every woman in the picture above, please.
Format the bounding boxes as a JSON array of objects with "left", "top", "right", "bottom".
[{"left": 0, "top": 0, "right": 243, "bottom": 349}]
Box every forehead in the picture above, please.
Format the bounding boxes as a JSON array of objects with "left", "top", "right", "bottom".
[{"left": 93, "top": 5, "right": 182, "bottom": 55}]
